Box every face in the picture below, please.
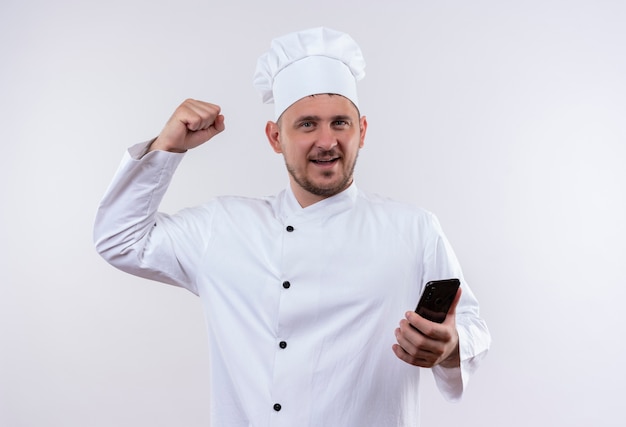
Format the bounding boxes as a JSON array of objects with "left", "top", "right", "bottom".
[{"left": 266, "top": 94, "right": 367, "bottom": 207}]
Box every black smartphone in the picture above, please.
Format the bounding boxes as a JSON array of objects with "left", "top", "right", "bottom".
[{"left": 414, "top": 279, "right": 460, "bottom": 323}]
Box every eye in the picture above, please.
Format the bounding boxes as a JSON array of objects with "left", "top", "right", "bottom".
[
  {"left": 333, "top": 120, "right": 349, "bottom": 127},
  {"left": 299, "top": 121, "right": 314, "bottom": 129}
]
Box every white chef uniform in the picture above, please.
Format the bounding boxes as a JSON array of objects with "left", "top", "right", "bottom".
[{"left": 94, "top": 26, "right": 490, "bottom": 427}]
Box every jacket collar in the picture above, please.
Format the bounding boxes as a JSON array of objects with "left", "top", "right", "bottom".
[{"left": 275, "top": 182, "right": 358, "bottom": 223}]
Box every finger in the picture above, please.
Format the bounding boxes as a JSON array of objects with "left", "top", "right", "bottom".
[
  {"left": 403, "top": 314, "right": 452, "bottom": 359},
  {"left": 201, "top": 114, "right": 226, "bottom": 139},
  {"left": 195, "top": 104, "right": 222, "bottom": 131},
  {"left": 394, "top": 325, "right": 417, "bottom": 356},
  {"left": 396, "top": 321, "right": 442, "bottom": 360},
  {"left": 212, "top": 114, "right": 226, "bottom": 133},
  {"left": 179, "top": 99, "right": 221, "bottom": 131},
  {"left": 442, "top": 287, "right": 462, "bottom": 326},
  {"left": 183, "top": 99, "right": 221, "bottom": 116},
  {"left": 392, "top": 342, "right": 435, "bottom": 368},
  {"left": 393, "top": 343, "right": 421, "bottom": 366},
  {"left": 398, "top": 318, "right": 428, "bottom": 347},
  {"left": 175, "top": 107, "right": 205, "bottom": 132},
  {"left": 392, "top": 343, "right": 416, "bottom": 365},
  {"left": 405, "top": 311, "right": 439, "bottom": 338},
  {"left": 184, "top": 116, "right": 226, "bottom": 148}
]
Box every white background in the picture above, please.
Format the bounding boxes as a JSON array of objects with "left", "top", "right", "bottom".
[{"left": 2, "top": 1, "right": 625, "bottom": 426}]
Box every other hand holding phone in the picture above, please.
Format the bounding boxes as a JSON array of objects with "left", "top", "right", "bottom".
[{"left": 392, "top": 279, "right": 462, "bottom": 368}]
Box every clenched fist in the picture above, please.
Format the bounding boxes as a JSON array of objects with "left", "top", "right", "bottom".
[{"left": 149, "top": 99, "right": 225, "bottom": 153}]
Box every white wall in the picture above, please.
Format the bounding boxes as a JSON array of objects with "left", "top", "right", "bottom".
[{"left": 2, "top": 1, "right": 625, "bottom": 426}]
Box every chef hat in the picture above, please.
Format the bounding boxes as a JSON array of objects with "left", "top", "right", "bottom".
[{"left": 253, "top": 27, "right": 366, "bottom": 120}]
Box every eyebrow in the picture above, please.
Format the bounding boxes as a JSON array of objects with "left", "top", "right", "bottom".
[
  {"left": 295, "top": 115, "right": 321, "bottom": 124},
  {"left": 294, "top": 114, "right": 354, "bottom": 124}
]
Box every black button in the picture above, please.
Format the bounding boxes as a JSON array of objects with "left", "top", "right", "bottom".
[
  {"left": 273, "top": 403, "right": 282, "bottom": 411},
  {"left": 282, "top": 281, "right": 291, "bottom": 289},
  {"left": 286, "top": 225, "right": 294, "bottom": 232},
  {"left": 279, "top": 341, "right": 287, "bottom": 349}
]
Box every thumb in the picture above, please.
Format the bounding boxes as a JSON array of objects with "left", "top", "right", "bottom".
[
  {"left": 187, "top": 114, "right": 226, "bottom": 147},
  {"left": 203, "top": 114, "right": 226, "bottom": 140},
  {"left": 444, "top": 287, "right": 462, "bottom": 324},
  {"left": 211, "top": 114, "right": 226, "bottom": 134}
]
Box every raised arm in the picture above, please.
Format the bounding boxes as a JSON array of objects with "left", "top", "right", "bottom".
[{"left": 93, "top": 99, "right": 225, "bottom": 292}]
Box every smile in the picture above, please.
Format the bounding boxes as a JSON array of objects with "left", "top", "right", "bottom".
[{"left": 311, "top": 157, "right": 339, "bottom": 165}]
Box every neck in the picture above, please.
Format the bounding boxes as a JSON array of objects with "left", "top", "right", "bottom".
[
  {"left": 290, "top": 179, "right": 353, "bottom": 208},
  {"left": 291, "top": 184, "right": 327, "bottom": 208}
]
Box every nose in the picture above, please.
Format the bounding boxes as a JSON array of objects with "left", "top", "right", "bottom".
[{"left": 316, "top": 125, "right": 338, "bottom": 151}]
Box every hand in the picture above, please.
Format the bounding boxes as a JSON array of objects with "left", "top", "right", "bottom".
[
  {"left": 392, "top": 288, "right": 462, "bottom": 368},
  {"left": 150, "top": 99, "right": 225, "bottom": 153}
]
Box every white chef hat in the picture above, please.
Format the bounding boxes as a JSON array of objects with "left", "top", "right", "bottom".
[{"left": 253, "top": 27, "right": 366, "bottom": 120}]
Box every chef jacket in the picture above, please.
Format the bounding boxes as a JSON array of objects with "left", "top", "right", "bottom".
[{"left": 93, "top": 142, "right": 491, "bottom": 427}]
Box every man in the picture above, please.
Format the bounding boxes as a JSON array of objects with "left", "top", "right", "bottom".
[{"left": 94, "top": 27, "right": 490, "bottom": 426}]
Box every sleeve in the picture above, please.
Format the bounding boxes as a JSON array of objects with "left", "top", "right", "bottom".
[
  {"left": 422, "top": 212, "right": 491, "bottom": 402},
  {"left": 93, "top": 141, "right": 212, "bottom": 295}
]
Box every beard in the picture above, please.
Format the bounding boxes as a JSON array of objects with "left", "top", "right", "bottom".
[{"left": 285, "top": 151, "right": 359, "bottom": 198}]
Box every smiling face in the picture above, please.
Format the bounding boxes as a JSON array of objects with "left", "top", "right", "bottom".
[{"left": 265, "top": 94, "right": 368, "bottom": 207}]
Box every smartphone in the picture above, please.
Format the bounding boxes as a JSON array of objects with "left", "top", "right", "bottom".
[{"left": 414, "top": 278, "right": 460, "bottom": 323}]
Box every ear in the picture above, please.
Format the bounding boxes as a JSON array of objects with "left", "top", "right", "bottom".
[
  {"left": 265, "top": 121, "right": 282, "bottom": 153},
  {"left": 358, "top": 116, "right": 368, "bottom": 148}
]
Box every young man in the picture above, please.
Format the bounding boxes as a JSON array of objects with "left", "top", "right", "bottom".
[{"left": 94, "top": 27, "right": 490, "bottom": 426}]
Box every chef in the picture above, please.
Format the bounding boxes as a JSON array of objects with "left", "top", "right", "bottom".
[{"left": 94, "top": 27, "right": 490, "bottom": 426}]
